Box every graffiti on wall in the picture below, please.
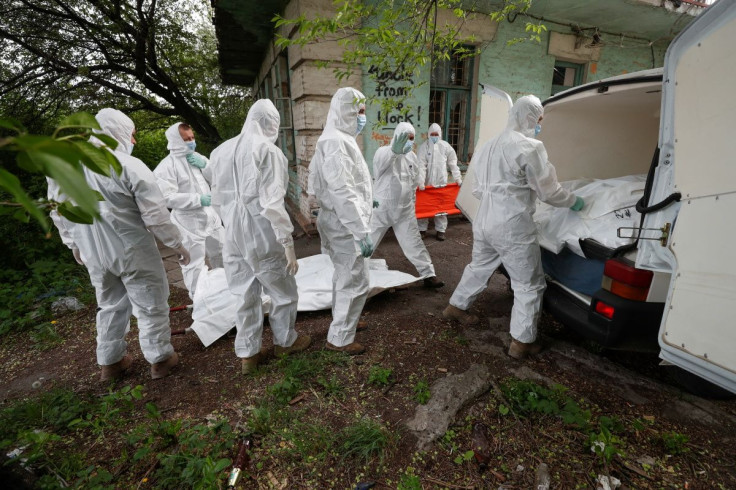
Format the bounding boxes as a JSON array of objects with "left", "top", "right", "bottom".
[{"left": 368, "top": 65, "right": 423, "bottom": 131}]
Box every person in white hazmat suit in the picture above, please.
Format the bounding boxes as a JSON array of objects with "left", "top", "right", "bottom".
[
  {"left": 369, "top": 122, "right": 444, "bottom": 288},
  {"left": 154, "top": 122, "right": 224, "bottom": 299},
  {"left": 307, "top": 87, "right": 374, "bottom": 355},
  {"left": 416, "top": 123, "right": 463, "bottom": 241},
  {"left": 211, "top": 99, "right": 311, "bottom": 374},
  {"left": 442, "top": 95, "right": 585, "bottom": 359},
  {"left": 47, "top": 108, "right": 189, "bottom": 381}
]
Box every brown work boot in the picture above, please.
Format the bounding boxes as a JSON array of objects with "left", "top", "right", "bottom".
[
  {"left": 151, "top": 352, "right": 179, "bottom": 380},
  {"left": 325, "top": 341, "right": 365, "bottom": 355},
  {"left": 241, "top": 354, "right": 261, "bottom": 375},
  {"left": 442, "top": 304, "right": 480, "bottom": 326},
  {"left": 436, "top": 231, "right": 446, "bottom": 241},
  {"left": 420, "top": 231, "right": 427, "bottom": 238},
  {"left": 274, "top": 334, "right": 312, "bottom": 357},
  {"left": 507, "top": 339, "right": 543, "bottom": 360},
  {"left": 100, "top": 355, "right": 132, "bottom": 382},
  {"left": 423, "top": 276, "right": 445, "bottom": 289}
]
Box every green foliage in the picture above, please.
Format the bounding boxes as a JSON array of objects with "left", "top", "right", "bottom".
[
  {"left": 500, "top": 378, "right": 592, "bottom": 429},
  {"left": 453, "top": 449, "right": 475, "bottom": 465},
  {"left": 0, "top": 113, "right": 120, "bottom": 229},
  {"left": 131, "top": 128, "right": 170, "bottom": 170},
  {"left": 340, "top": 417, "right": 394, "bottom": 464},
  {"left": 588, "top": 424, "right": 624, "bottom": 464},
  {"left": 661, "top": 431, "right": 690, "bottom": 455},
  {"left": 398, "top": 467, "right": 422, "bottom": 490},
  {"left": 317, "top": 373, "right": 345, "bottom": 399},
  {"left": 368, "top": 365, "right": 393, "bottom": 387},
  {"left": 412, "top": 379, "right": 431, "bottom": 404}
]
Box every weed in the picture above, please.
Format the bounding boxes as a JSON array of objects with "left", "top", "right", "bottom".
[
  {"left": 412, "top": 379, "right": 431, "bottom": 404},
  {"left": 268, "top": 376, "right": 302, "bottom": 405},
  {"left": 453, "top": 449, "right": 475, "bottom": 465},
  {"left": 340, "top": 418, "right": 393, "bottom": 463},
  {"left": 588, "top": 424, "right": 625, "bottom": 464},
  {"left": 661, "top": 431, "right": 689, "bottom": 455},
  {"left": 398, "top": 467, "right": 422, "bottom": 489},
  {"left": 500, "top": 378, "right": 591, "bottom": 429},
  {"left": 368, "top": 365, "right": 393, "bottom": 387},
  {"left": 317, "top": 374, "right": 345, "bottom": 399}
]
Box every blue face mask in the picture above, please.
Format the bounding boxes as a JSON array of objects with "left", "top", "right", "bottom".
[
  {"left": 404, "top": 139, "right": 414, "bottom": 154},
  {"left": 356, "top": 114, "right": 367, "bottom": 135},
  {"left": 185, "top": 140, "right": 197, "bottom": 153},
  {"left": 429, "top": 136, "right": 439, "bottom": 144},
  {"left": 534, "top": 124, "right": 542, "bottom": 137}
]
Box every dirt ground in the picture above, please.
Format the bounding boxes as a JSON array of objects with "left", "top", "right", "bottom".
[{"left": 2, "top": 216, "right": 735, "bottom": 489}]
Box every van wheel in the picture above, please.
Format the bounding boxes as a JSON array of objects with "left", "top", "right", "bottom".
[{"left": 665, "top": 366, "right": 735, "bottom": 399}]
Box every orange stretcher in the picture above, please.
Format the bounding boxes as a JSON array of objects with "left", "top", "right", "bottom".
[{"left": 415, "top": 183, "right": 462, "bottom": 219}]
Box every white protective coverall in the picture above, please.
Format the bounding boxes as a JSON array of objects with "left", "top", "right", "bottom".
[
  {"left": 369, "top": 122, "right": 435, "bottom": 278},
  {"left": 416, "top": 123, "right": 462, "bottom": 233},
  {"left": 211, "top": 99, "right": 298, "bottom": 358},
  {"left": 308, "top": 87, "right": 373, "bottom": 347},
  {"left": 449, "top": 95, "right": 576, "bottom": 343},
  {"left": 47, "top": 108, "right": 183, "bottom": 366},
  {"left": 154, "top": 123, "right": 224, "bottom": 298}
]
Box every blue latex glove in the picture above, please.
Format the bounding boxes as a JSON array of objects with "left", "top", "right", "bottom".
[
  {"left": 373, "top": 200, "right": 380, "bottom": 209},
  {"left": 357, "top": 236, "right": 374, "bottom": 257},
  {"left": 187, "top": 153, "right": 207, "bottom": 169},
  {"left": 391, "top": 132, "right": 409, "bottom": 155},
  {"left": 200, "top": 194, "right": 212, "bottom": 207},
  {"left": 570, "top": 196, "right": 585, "bottom": 211}
]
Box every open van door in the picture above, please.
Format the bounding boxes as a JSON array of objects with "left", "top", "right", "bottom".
[
  {"left": 455, "top": 84, "right": 512, "bottom": 222},
  {"left": 636, "top": 0, "right": 736, "bottom": 394}
]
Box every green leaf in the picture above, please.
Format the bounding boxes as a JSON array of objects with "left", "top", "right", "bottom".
[
  {"left": 41, "top": 156, "right": 100, "bottom": 217},
  {"left": 71, "top": 140, "right": 122, "bottom": 176},
  {"left": 0, "top": 117, "right": 26, "bottom": 133},
  {"left": 0, "top": 168, "right": 48, "bottom": 230},
  {"left": 58, "top": 112, "right": 100, "bottom": 130},
  {"left": 57, "top": 201, "right": 95, "bottom": 224},
  {"left": 214, "top": 458, "right": 231, "bottom": 472},
  {"left": 93, "top": 133, "right": 119, "bottom": 151}
]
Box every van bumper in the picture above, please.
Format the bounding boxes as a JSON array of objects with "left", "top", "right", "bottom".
[{"left": 543, "top": 282, "right": 665, "bottom": 347}]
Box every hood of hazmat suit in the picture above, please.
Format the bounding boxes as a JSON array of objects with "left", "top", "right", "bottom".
[
  {"left": 307, "top": 87, "right": 373, "bottom": 243},
  {"left": 417, "top": 122, "right": 462, "bottom": 187},
  {"left": 371, "top": 122, "right": 423, "bottom": 224},
  {"left": 47, "top": 108, "right": 182, "bottom": 365},
  {"left": 154, "top": 122, "right": 221, "bottom": 238}
]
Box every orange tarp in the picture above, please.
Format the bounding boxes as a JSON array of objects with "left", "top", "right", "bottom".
[{"left": 415, "top": 183, "right": 462, "bottom": 219}]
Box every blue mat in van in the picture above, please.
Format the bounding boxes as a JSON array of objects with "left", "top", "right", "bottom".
[{"left": 541, "top": 247, "right": 606, "bottom": 296}]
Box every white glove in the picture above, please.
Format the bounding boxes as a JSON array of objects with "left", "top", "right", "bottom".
[
  {"left": 418, "top": 185, "right": 425, "bottom": 191},
  {"left": 176, "top": 245, "right": 191, "bottom": 266},
  {"left": 72, "top": 248, "right": 84, "bottom": 265},
  {"left": 284, "top": 245, "right": 298, "bottom": 275}
]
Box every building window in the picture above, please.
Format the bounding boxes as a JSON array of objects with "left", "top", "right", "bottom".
[
  {"left": 429, "top": 47, "right": 475, "bottom": 162},
  {"left": 552, "top": 60, "right": 585, "bottom": 95},
  {"left": 272, "top": 54, "right": 295, "bottom": 166}
]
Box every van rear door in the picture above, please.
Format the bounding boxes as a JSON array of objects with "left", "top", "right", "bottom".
[
  {"left": 455, "top": 84, "right": 511, "bottom": 222},
  {"left": 637, "top": 0, "right": 736, "bottom": 394}
]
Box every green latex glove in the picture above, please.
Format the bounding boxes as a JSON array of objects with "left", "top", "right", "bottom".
[
  {"left": 391, "top": 132, "right": 409, "bottom": 154},
  {"left": 200, "top": 194, "right": 211, "bottom": 207},
  {"left": 186, "top": 153, "right": 207, "bottom": 169},
  {"left": 357, "top": 236, "right": 374, "bottom": 257},
  {"left": 373, "top": 199, "right": 380, "bottom": 209},
  {"left": 570, "top": 196, "right": 585, "bottom": 212}
]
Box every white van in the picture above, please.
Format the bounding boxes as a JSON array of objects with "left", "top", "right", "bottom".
[{"left": 457, "top": 0, "right": 736, "bottom": 396}]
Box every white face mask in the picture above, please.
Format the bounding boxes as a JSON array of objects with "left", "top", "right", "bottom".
[
  {"left": 185, "top": 140, "right": 196, "bottom": 153},
  {"left": 534, "top": 124, "right": 542, "bottom": 137},
  {"left": 356, "top": 114, "right": 367, "bottom": 135},
  {"left": 127, "top": 143, "right": 134, "bottom": 155},
  {"left": 429, "top": 136, "right": 439, "bottom": 144}
]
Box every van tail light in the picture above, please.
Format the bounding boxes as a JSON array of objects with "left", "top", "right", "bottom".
[
  {"left": 601, "top": 258, "right": 653, "bottom": 301},
  {"left": 595, "top": 301, "right": 615, "bottom": 319}
]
